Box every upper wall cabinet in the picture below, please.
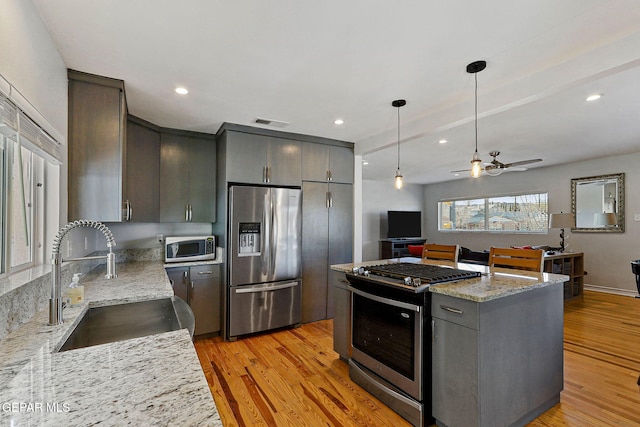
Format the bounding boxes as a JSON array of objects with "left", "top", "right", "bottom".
[
  {"left": 68, "top": 70, "right": 128, "bottom": 222},
  {"left": 225, "top": 131, "right": 301, "bottom": 186},
  {"left": 302, "top": 142, "right": 354, "bottom": 183},
  {"left": 126, "top": 117, "right": 160, "bottom": 222},
  {"left": 160, "top": 132, "right": 216, "bottom": 223}
]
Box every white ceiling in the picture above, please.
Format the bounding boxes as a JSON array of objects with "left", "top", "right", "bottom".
[{"left": 32, "top": 0, "right": 640, "bottom": 184}]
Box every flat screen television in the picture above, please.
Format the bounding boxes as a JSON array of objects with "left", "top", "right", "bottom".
[{"left": 387, "top": 210, "right": 422, "bottom": 239}]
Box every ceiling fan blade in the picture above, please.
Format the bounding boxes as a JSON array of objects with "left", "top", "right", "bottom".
[{"left": 505, "top": 158, "right": 542, "bottom": 167}]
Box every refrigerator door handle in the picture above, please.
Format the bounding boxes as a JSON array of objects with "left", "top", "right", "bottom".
[
  {"left": 270, "top": 192, "right": 277, "bottom": 274},
  {"left": 262, "top": 192, "right": 270, "bottom": 276},
  {"left": 234, "top": 281, "right": 298, "bottom": 294}
]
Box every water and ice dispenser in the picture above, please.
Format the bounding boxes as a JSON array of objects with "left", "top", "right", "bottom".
[{"left": 238, "top": 222, "right": 261, "bottom": 256}]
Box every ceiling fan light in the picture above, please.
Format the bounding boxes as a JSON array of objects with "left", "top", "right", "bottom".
[{"left": 484, "top": 166, "right": 504, "bottom": 176}]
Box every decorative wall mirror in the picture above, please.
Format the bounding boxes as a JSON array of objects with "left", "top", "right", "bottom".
[{"left": 571, "top": 173, "right": 624, "bottom": 232}]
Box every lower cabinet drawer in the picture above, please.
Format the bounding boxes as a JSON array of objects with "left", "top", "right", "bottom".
[{"left": 431, "top": 293, "right": 479, "bottom": 330}]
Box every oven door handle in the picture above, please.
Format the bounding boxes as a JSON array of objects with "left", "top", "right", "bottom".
[{"left": 348, "top": 286, "right": 421, "bottom": 312}]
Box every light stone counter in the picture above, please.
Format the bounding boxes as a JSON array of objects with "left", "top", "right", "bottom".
[
  {"left": 331, "top": 257, "right": 568, "bottom": 302},
  {"left": 0, "top": 261, "right": 221, "bottom": 426}
]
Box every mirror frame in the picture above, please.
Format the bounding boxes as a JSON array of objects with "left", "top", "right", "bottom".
[{"left": 571, "top": 172, "right": 624, "bottom": 233}]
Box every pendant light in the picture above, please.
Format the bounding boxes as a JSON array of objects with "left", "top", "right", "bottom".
[
  {"left": 392, "top": 99, "right": 406, "bottom": 189},
  {"left": 467, "top": 60, "right": 486, "bottom": 178}
]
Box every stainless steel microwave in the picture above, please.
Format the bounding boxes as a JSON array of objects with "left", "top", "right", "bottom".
[{"left": 165, "top": 236, "right": 216, "bottom": 263}]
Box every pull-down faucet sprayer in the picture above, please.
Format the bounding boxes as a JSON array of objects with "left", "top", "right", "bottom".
[{"left": 49, "top": 220, "right": 117, "bottom": 326}]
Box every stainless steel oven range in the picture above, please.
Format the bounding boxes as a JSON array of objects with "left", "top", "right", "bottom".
[{"left": 346, "top": 262, "right": 480, "bottom": 427}]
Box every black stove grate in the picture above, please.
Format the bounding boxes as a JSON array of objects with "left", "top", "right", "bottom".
[{"left": 365, "top": 262, "right": 480, "bottom": 284}]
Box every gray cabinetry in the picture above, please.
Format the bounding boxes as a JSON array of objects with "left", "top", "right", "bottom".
[
  {"left": 126, "top": 117, "right": 160, "bottom": 222},
  {"left": 431, "top": 286, "right": 563, "bottom": 427},
  {"left": 331, "top": 270, "right": 351, "bottom": 360},
  {"left": 225, "top": 131, "right": 301, "bottom": 186},
  {"left": 68, "top": 70, "right": 128, "bottom": 221},
  {"left": 160, "top": 132, "right": 216, "bottom": 222},
  {"left": 165, "top": 264, "right": 221, "bottom": 336},
  {"left": 302, "top": 142, "right": 354, "bottom": 183},
  {"left": 301, "top": 181, "right": 352, "bottom": 323}
]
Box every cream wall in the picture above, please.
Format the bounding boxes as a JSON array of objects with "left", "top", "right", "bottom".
[
  {"left": 0, "top": 0, "right": 68, "bottom": 262},
  {"left": 361, "top": 180, "right": 424, "bottom": 261},
  {"left": 424, "top": 151, "right": 640, "bottom": 295}
]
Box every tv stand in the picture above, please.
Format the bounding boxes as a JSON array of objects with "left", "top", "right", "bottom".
[{"left": 380, "top": 238, "right": 426, "bottom": 259}]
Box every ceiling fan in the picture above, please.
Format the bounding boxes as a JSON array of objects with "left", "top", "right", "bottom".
[{"left": 452, "top": 151, "right": 542, "bottom": 176}]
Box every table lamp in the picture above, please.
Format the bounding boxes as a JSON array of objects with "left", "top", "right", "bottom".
[{"left": 549, "top": 212, "right": 574, "bottom": 252}]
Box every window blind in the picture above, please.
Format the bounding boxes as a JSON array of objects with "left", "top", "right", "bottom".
[{"left": 0, "top": 92, "right": 60, "bottom": 164}]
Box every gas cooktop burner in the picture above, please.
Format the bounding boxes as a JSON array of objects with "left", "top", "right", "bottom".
[{"left": 364, "top": 262, "right": 481, "bottom": 286}]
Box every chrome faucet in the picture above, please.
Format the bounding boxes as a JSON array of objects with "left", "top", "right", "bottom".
[{"left": 49, "top": 220, "right": 117, "bottom": 325}]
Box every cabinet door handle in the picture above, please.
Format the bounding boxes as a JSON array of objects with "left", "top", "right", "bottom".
[
  {"left": 191, "top": 281, "right": 194, "bottom": 289},
  {"left": 185, "top": 205, "right": 189, "bottom": 222},
  {"left": 189, "top": 205, "right": 193, "bottom": 222},
  {"left": 431, "top": 319, "right": 435, "bottom": 342},
  {"left": 440, "top": 305, "right": 463, "bottom": 315},
  {"left": 325, "top": 192, "right": 333, "bottom": 208},
  {"left": 123, "top": 200, "right": 132, "bottom": 221},
  {"left": 266, "top": 166, "right": 271, "bottom": 183},
  {"left": 197, "top": 271, "right": 214, "bottom": 275},
  {"left": 327, "top": 170, "right": 333, "bottom": 181}
]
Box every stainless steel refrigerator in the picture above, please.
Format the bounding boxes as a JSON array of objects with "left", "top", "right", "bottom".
[{"left": 227, "top": 185, "right": 302, "bottom": 339}]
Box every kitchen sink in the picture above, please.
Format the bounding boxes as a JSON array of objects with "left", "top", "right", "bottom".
[{"left": 58, "top": 296, "right": 194, "bottom": 352}]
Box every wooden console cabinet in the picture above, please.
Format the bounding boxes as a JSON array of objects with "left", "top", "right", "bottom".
[
  {"left": 380, "top": 238, "right": 426, "bottom": 259},
  {"left": 543, "top": 252, "right": 584, "bottom": 299}
]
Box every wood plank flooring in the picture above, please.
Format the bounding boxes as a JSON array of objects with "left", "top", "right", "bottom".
[{"left": 195, "top": 291, "right": 640, "bottom": 426}]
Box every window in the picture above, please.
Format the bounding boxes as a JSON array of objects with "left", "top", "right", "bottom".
[
  {"left": 438, "top": 192, "right": 548, "bottom": 233},
  {"left": 0, "top": 91, "right": 58, "bottom": 275}
]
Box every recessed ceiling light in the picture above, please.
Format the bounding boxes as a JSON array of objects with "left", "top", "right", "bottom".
[
  {"left": 438, "top": 139, "right": 448, "bottom": 144},
  {"left": 362, "top": 160, "right": 368, "bottom": 165},
  {"left": 586, "top": 94, "right": 602, "bottom": 102},
  {"left": 454, "top": 173, "right": 460, "bottom": 176},
  {"left": 175, "top": 87, "right": 189, "bottom": 95},
  {"left": 334, "top": 119, "right": 344, "bottom": 125}
]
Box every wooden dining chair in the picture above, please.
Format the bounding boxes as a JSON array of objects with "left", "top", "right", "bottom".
[
  {"left": 422, "top": 243, "right": 460, "bottom": 263},
  {"left": 489, "top": 247, "right": 544, "bottom": 272}
]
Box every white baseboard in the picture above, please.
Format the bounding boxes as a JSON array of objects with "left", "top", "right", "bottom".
[{"left": 584, "top": 284, "right": 639, "bottom": 298}]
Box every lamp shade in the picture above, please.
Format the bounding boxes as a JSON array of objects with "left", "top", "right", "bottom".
[
  {"left": 549, "top": 212, "right": 574, "bottom": 229},
  {"left": 593, "top": 212, "right": 617, "bottom": 226}
]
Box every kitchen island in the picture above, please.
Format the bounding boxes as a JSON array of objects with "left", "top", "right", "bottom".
[
  {"left": 0, "top": 261, "right": 221, "bottom": 426},
  {"left": 332, "top": 258, "right": 567, "bottom": 427}
]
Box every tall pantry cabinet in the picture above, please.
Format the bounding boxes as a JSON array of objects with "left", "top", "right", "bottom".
[{"left": 301, "top": 142, "right": 354, "bottom": 323}]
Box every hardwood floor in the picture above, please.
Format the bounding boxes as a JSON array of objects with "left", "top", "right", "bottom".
[{"left": 195, "top": 291, "right": 640, "bottom": 426}]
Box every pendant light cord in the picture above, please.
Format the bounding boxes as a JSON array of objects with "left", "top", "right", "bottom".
[
  {"left": 397, "top": 105, "right": 401, "bottom": 170},
  {"left": 474, "top": 71, "right": 478, "bottom": 154}
]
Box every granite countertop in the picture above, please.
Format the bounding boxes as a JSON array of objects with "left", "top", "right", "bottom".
[
  {"left": 331, "top": 258, "right": 568, "bottom": 302},
  {"left": 0, "top": 261, "right": 221, "bottom": 426}
]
